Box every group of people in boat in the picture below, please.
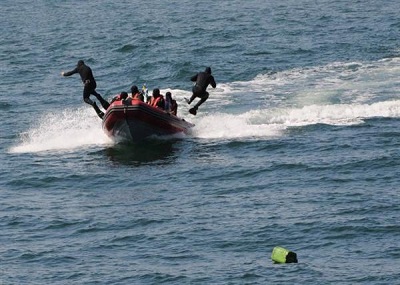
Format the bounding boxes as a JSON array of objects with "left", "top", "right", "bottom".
[
  {"left": 61, "top": 60, "right": 216, "bottom": 119},
  {"left": 108, "top": 86, "right": 178, "bottom": 117}
]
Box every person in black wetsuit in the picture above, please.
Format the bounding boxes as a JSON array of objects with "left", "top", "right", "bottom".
[
  {"left": 185, "top": 67, "right": 216, "bottom": 115},
  {"left": 61, "top": 60, "right": 110, "bottom": 119}
]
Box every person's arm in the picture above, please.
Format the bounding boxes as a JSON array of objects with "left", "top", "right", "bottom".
[
  {"left": 62, "top": 67, "right": 78, "bottom": 77},
  {"left": 210, "top": 76, "right": 216, "bottom": 88},
  {"left": 190, "top": 74, "right": 198, "bottom": 82}
]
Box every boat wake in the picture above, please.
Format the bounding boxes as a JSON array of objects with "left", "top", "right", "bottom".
[
  {"left": 10, "top": 57, "right": 400, "bottom": 152},
  {"left": 185, "top": 57, "right": 400, "bottom": 140},
  {"left": 9, "top": 108, "right": 113, "bottom": 154},
  {"left": 190, "top": 100, "right": 400, "bottom": 140}
]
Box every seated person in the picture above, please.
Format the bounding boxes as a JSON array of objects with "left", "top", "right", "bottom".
[
  {"left": 131, "top": 85, "right": 144, "bottom": 101},
  {"left": 149, "top": 88, "right": 165, "bottom": 109},
  {"left": 165, "top": 91, "right": 178, "bottom": 116},
  {"left": 110, "top": 91, "right": 128, "bottom": 104}
]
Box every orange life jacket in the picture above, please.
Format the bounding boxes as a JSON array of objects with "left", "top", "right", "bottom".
[
  {"left": 132, "top": 92, "right": 141, "bottom": 99},
  {"left": 149, "top": 95, "right": 164, "bottom": 108}
]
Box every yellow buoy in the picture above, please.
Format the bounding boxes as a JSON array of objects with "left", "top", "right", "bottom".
[{"left": 271, "top": 246, "right": 298, "bottom": 263}]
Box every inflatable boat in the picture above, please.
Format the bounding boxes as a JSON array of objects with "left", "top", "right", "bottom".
[{"left": 102, "top": 99, "right": 194, "bottom": 143}]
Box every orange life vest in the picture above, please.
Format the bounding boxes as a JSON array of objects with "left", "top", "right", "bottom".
[
  {"left": 132, "top": 92, "right": 141, "bottom": 99},
  {"left": 149, "top": 95, "right": 164, "bottom": 108}
]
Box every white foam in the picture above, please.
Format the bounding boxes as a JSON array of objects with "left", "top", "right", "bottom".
[
  {"left": 10, "top": 108, "right": 113, "bottom": 154},
  {"left": 191, "top": 112, "right": 284, "bottom": 139},
  {"left": 188, "top": 100, "right": 400, "bottom": 140},
  {"left": 10, "top": 58, "right": 400, "bottom": 149},
  {"left": 181, "top": 58, "right": 400, "bottom": 139},
  {"left": 272, "top": 100, "right": 400, "bottom": 126}
]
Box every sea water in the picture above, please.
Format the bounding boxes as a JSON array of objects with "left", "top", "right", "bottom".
[{"left": 1, "top": 0, "right": 400, "bottom": 284}]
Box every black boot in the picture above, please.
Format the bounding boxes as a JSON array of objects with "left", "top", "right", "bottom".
[
  {"left": 92, "top": 102, "right": 104, "bottom": 119},
  {"left": 189, "top": 107, "right": 197, "bottom": 115}
]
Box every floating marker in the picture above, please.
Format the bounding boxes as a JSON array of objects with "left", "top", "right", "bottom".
[{"left": 271, "top": 246, "right": 298, "bottom": 263}]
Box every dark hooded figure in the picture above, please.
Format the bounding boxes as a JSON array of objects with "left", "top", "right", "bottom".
[
  {"left": 62, "top": 60, "right": 110, "bottom": 119},
  {"left": 186, "top": 67, "right": 216, "bottom": 115}
]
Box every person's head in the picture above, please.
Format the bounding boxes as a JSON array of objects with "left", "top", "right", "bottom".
[
  {"left": 120, "top": 92, "right": 128, "bottom": 100},
  {"left": 152, "top": 88, "right": 160, "bottom": 98},
  {"left": 77, "top": 60, "right": 84, "bottom": 67},
  {"left": 205, "top": 67, "right": 212, "bottom": 74},
  {"left": 165, "top": 91, "right": 172, "bottom": 100},
  {"left": 131, "top": 85, "right": 139, "bottom": 94}
]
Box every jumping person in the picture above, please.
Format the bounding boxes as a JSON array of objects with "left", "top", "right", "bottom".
[
  {"left": 185, "top": 67, "right": 216, "bottom": 115},
  {"left": 61, "top": 60, "right": 109, "bottom": 119}
]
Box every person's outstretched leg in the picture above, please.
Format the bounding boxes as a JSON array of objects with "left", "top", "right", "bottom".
[
  {"left": 187, "top": 86, "right": 201, "bottom": 104},
  {"left": 84, "top": 96, "right": 95, "bottom": 106},
  {"left": 92, "top": 102, "right": 104, "bottom": 119},
  {"left": 189, "top": 92, "right": 209, "bottom": 115},
  {"left": 193, "top": 92, "right": 209, "bottom": 109},
  {"left": 186, "top": 93, "right": 197, "bottom": 105},
  {"left": 84, "top": 90, "right": 104, "bottom": 119},
  {"left": 92, "top": 90, "right": 110, "bottom": 110}
]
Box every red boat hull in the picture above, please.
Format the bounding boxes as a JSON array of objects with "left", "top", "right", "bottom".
[{"left": 102, "top": 99, "right": 194, "bottom": 142}]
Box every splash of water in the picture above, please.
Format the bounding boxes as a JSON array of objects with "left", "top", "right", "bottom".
[
  {"left": 10, "top": 58, "right": 400, "bottom": 150},
  {"left": 189, "top": 100, "right": 400, "bottom": 139},
  {"left": 10, "top": 108, "right": 113, "bottom": 153},
  {"left": 186, "top": 57, "right": 400, "bottom": 139}
]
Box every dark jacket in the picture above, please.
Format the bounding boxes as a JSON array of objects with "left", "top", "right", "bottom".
[
  {"left": 190, "top": 67, "right": 216, "bottom": 93},
  {"left": 64, "top": 63, "right": 97, "bottom": 88}
]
